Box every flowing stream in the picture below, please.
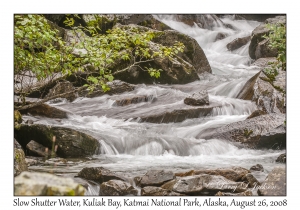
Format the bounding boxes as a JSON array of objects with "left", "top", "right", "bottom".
[{"left": 24, "top": 15, "right": 285, "bottom": 195}]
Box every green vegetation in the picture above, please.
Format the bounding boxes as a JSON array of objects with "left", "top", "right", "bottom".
[
  {"left": 262, "top": 23, "right": 286, "bottom": 81},
  {"left": 14, "top": 14, "right": 184, "bottom": 106},
  {"left": 243, "top": 129, "right": 253, "bottom": 138}
]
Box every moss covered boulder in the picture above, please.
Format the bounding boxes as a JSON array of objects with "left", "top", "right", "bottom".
[
  {"left": 14, "top": 110, "right": 22, "bottom": 130},
  {"left": 152, "top": 30, "right": 211, "bottom": 75},
  {"left": 14, "top": 124, "right": 100, "bottom": 158},
  {"left": 14, "top": 148, "right": 28, "bottom": 177},
  {"left": 111, "top": 24, "right": 211, "bottom": 85},
  {"left": 14, "top": 171, "right": 85, "bottom": 195},
  {"left": 249, "top": 16, "right": 286, "bottom": 60}
]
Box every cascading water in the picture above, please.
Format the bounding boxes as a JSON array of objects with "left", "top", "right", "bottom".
[{"left": 25, "top": 15, "right": 285, "bottom": 195}]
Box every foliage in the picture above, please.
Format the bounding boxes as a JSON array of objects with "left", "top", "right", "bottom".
[
  {"left": 14, "top": 14, "right": 185, "bottom": 102},
  {"left": 262, "top": 23, "right": 286, "bottom": 80}
]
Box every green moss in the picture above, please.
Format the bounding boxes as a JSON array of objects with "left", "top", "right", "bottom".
[
  {"left": 14, "top": 110, "right": 22, "bottom": 123},
  {"left": 66, "top": 189, "right": 76, "bottom": 196},
  {"left": 244, "top": 129, "right": 253, "bottom": 138}
]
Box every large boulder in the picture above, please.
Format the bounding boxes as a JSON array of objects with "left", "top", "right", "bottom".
[
  {"left": 14, "top": 171, "right": 85, "bottom": 195},
  {"left": 139, "top": 170, "right": 175, "bottom": 187},
  {"left": 172, "top": 174, "right": 248, "bottom": 195},
  {"left": 237, "top": 59, "right": 286, "bottom": 114},
  {"left": 226, "top": 36, "right": 251, "bottom": 51},
  {"left": 78, "top": 167, "right": 127, "bottom": 184},
  {"left": 152, "top": 29, "right": 211, "bottom": 75},
  {"left": 100, "top": 180, "right": 138, "bottom": 196},
  {"left": 250, "top": 164, "right": 264, "bottom": 172},
  {"left": 201, "top": 113, "right": 286, "bottom": 149},
  {"left": 14, "top": 124, "right": 100, "bottom": 158},
  {"left": 26, "top": 140, "right": 55, "bottom": 157},
  {"left": 276, "top": 153, "right": 286, "bottom": 163},
  {"left": 249, "top": 16, "right": 286, "bottom": 60},
  {"left": 20, "top": 103, "right": 69, "bottom": 119},
  {"left": 258, "top": 167, "right": 286, "bottom": 196},
  {"left": 45, "top": 81, "right": 77, "bottom": 102},
  {"left": 14, "top": 148, "right": 28, "bottom": 177},
  {"left": 138, "top": 105, "right": 215, "bottom": 123},
  {"left": 184, "top": 90, "right": 209, "bottom": 106},
  {"left": 111, "top": 25, "right": 210, "bottom": 84}
]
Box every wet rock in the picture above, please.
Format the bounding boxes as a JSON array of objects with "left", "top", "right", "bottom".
[
  {"left": 45, "top": 81, "right": 77, "bottom": 102},
  {"left": 111, "top": 31, "right": 200, "bottom": 84},
  {"left": 255, "top": 39, "right": 278, "bottom": 59},
  {"left": 25, "top": 77, "right": 64, "bottom": 99},
  {"left": 242, "top": 173, "right": 261, "bottom": 188},
  {"left": 100, "top": 180, "right": 138, "bottom": 196},
  {"left": 14, "top": 171, "right": 85, "bottom": 195},
  {"left": 26, "top": 119, "right": 34, "bottom": 125},
  {"left": 20, "top": 103, "right": 69, "bottom": 119},
  {"left": 258, "top": 167, "right": 286, "bottom": 196},
  {"left": 215, "top": 190, "right": 253, "bottom": 196},
  {"left": 133, "top": 176, "right": 142, "bottom": 186},
  {"left": 14, "top": 139, "right": 22, "bottom": 149},
  {"left": 276, "top": 153, "right": 286, "bottom": 163},
  {"left": 141, "top": 186, "right": 182, "bottom": 196},
  {"left": 139, "top": 170, "right": 175, "bottom": 187},
  {"left": 172, "top": 174, "right": 248, "bottom": 195},
  {"left": 15, "top": 124, "right": 100, "bottom": 158},
  {"left": 112, "top": 95, "right": 156, "bottom": 106},
  {"left": 215, "top": 32, "right": 227, "bottom": 41},
  {"left": 226, "top": 36, "right": 251, "bottom": 51},
  {"left": 26, "top": 140, "right": 55, "bottom": 157},
  {"left": 14, "top": 148, "right": 28, "bottom": 177},
  {"left": 237, "top": 70, "right": 285, "bottom": 114},
  {"left": 78, "top": 80, "right": 136, "bottom": 98},
  {"left": 139, "top": 105, "right": 215, "bottom": 123},
  {"left": 184, "top": 90, "right": 209, "bottom": 106},
  {"left": 152, "top": 29, "right": 211, "bottom": 75},
  {"left": 250, "top": 164, "right": 264, "bottom": 172},
  {"left": 161, "top": 179, "right": 177, "bottom": 190},
  {"left": 78, "top": 167, "right": 127, "bottom": 184},
  {"left": 194, "top": 167, "right": 250, "bottom": 182},
  {"left": 201, "top": 113, "right": 286, "bottom": 149},
  {"left": 247, "top": 110, "right": 267, "bottom": 119},
  {"left": 249, "top": 16, "right": 286, "bottom": 60}
]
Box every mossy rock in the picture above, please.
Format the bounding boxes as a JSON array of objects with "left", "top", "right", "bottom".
[
  {"left": 14, "top": 110, "right": 22, "bottom": 123},
  {"left": 14, "top": 148, "right": 28, "bottom": 176},
  {"left": 14, "top": 171, "right": 85, "bottom": 196},
  {"left": 14, "top": 124, "right": 100, "bottom": 158}
]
